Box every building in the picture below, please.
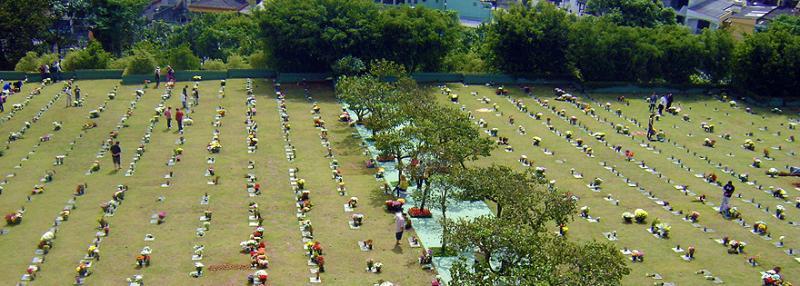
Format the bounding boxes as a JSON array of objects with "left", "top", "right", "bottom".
[
  {"left": 727, "top": 5, "right": 778, "bottom": 39},
  {"left": 675, "top": 0, "right": 738, "bottom": 33},
  {"left": 143, "top": 0, "right": 252, "bottom": 23},
  {"left": 376, "top": 0, "right": 496, "bottom": 25}
]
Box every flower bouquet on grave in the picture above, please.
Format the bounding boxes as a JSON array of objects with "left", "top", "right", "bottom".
[
  {"left": 634, "top": 209, "right": 648, "bottom": 224},
  {"left": 743, "top": 139, "right": 755, "bottom": 151},
  {"left": 775, "top": 205, "right": 785, "bottom": 220},
  {"left": 569, "top": 116, "right": 578, "bottom": 125},
  {"left": 752, "top": 158, "right": 762, "bottom": 168},
  {"left": 622, "top": 212, "right": 634, "bottom": 223},
  {"left": 615, "top": 124, "right": 624, "bottom": 133},
  {"left": 667, "top": 106, "right": 680, "bottom": 115},
  {"left": 174, "top": 147, "right": 183, "bottom": 156},
  {"left": 703, "top": 138, "right": 716, "bottom": 147},
  {"left": 208, "top": 140, "right": 222, "bottom": 153},
  {"left": 408, "top": 207, "right": 432, "bottom": 218},
  {"left": 766, "top": 168, "right": 779, "bottom": 178},
  {"left": 653, "top": 222, "right": 671, "bottom": 238},
  {"left": 729, "top": 100, "right": 737, "bottom": 107},
  {"left": 193, "top": 76, "right": 202, "bottom": 81},
  {"left": 8, "top": 132, "right": 21, "bottom": 141},
  {"left": 89, "top": 110, "right": 100, "bottom": 119},
  {"left": 216, "top": 107, "right": 226, "bottom": 117},
  {"left": 580, "top": 206, "right": 590, "bottom": 218},
  {"left": 615, "top": 108, "right": 623, "bottom": 116},
  {"left": 771, "top": 187, "right": 787, "bottom": 199},
  {"left": 32, "top": 185, "right": 45, "bottom": 195},
  {"left": 385, "top": 199, "right": 405, "bottom": 213},
  {"left": 534, "top": 166, "right": 546, "bottom": 177},
  {"left": 729, "top": 207, "right": 741, "bottom": 219},
  {"left": 5, "top": 211, "right": 22, "bottom": 225},
  {"left": 558, "top": 224, "right": 568, "bottom": 236},
  {"left": 594, "top": 132, "right": 606, "bottom": 141},
  {"left": 689, "top": 211, "right": 700, "bottom": 223},
  {"left": 53, "top": 121, "right": 62, "bottom": 131},
  {"left": 90, "top": 161, "right": 100, "bottom": 173},
  {"left": 535, "top": 112, "right": 543, "bottom": 120},
  {"left": 753, "top": 221, "right": 767, "bottom": 235},
  {"left": 592, "top": 178, "right": 603, "bottom": 187},
  {"left": 83, "top": 121, "right": 97, "bottom": 130},
  {"left": 557, "top": 109, "right": 567, "bottom": 117},
  {"left": 565, "top": 131, "right": 573, "bottom": 140},
  {"left": 738, "top": 173, "right": 749, "bottom": 182},
  {"left": 532, "top": 136, "right": 542, "bottom": 146},
  {"left": 701, "top": 122, "right": 714, "bottom": 133}
]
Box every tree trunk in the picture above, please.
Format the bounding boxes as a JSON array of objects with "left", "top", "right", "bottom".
[
  {"left": 496, "top": 203, "right": 503, "bottom": 218},
  {"left": 419, "top": 181, "right": 431, "bottom": 210}
]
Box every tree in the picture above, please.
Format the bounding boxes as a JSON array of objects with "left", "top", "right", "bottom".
[
  {"left": 332, "top": 56, "right": 366, "bottom": 77},
  {"left": 62, "top": 40, "right": 112, "bottom": 71},
  {"left": 170, "top": 13, "right": 259, "bottom": 60},
  {"left": 14, "top": 52, "right": 42, "bottom": 72},
  {"left": 201, "top": 59, "right": 226, "bottom": 71},
  {"left": 698, "top": 28, "right": 734, "bottom": 83},
  {"left": 769, "top": 15, "right": 800, "bottom": 35},
  {"left": 124, "top": 47, "right": 156, "bottom": 75},
  {"left": 585, "top": 0, "right": 676, "bottom": 27},
  {"left": 373, "top": 6, "right": 460, "bottom": 71},
  {"left": 733, "top": 28, "right": 800, "bottom": 97},
  {"left": 427, "top": 173, "right": 461, "bottom": 255},
  {"left": 90, "top": 0, "right": 150, "bottom": 55},
  {"left": 485, "top": 3, "right": 573, "bottom": 76},
  {"left": 453, "top": 165, "right": 541, "bottom": 218},
  {"left": 0, "top": 0, "right": 54, "bottom": 69},
  {"left": 226, "top": 54, "right": 248, "bottom": 69},
  {"left": 167, "top": 45, "right": 201, "bottom": 70}
]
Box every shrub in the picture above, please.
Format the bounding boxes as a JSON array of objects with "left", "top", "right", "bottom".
[
  {"left": 109, "top": 57, "right": 132, "bottom": 70},
  {"left": 38, "top": 53, "right": 59, "bottom": 69},
  {"left": 201, "top": 59, "right": 226, "bottom": 70},
  {"left": 14, "top": 52, "right": 40, "bottom": 72},
  {"left": 124, "top": 49, "right": 157, "bottom": 76},
  {"left": 332, "top": 56, "right": 366, "bottom": 76},
  {"left": 167, "top": 45, "right": 200, "bottom": 70},
  {"left": 226, "top": 54, "right": 248, "bottom": 69},
  {"left": 62, "top": 40, "right": 112, "bottom": 71},
  {"left": 248, "top": 51, "right": 269, "bottom": 69}
]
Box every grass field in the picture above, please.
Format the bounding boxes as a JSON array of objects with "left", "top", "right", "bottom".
[{"left": 0, "top": 79, "right": 797, "bottom": 285}]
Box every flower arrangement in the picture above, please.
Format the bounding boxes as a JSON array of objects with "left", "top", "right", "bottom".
[
  {"left": 594, "top": 132, "right": 606, "bottom": 140},
  {"left": 615, "top": 109, "right": 622, "bottom": 116},
  {"left": 652, "top": 221, "right": 671, "bottom": 238},
  {"left": 532, "top": 136, "right": 542, "bottom": 146},
  {"left": 558, "top": 109, "right": 566, "bottom": 116},
  {"left": 565, "top": 131, "right": 573, "bottom": 140},
  {"left": 738, "top": 173, "right": 749, "bottom": 182},
  {"left": 408, "top": 207, "right": 432, "bottom": 218},
  {"left": 216, "top": 107, "right": 226, "bottom": 117},
  {"left": 656, "top": 130, "right": 665, "bottom": 141},
  {"left": 622, "top": 212, "right": 634, "bottom": 223},
  {"left": 5, "top": 212, "right": 22, "bottom": 225},
  {"left": 136, "top": 89, "right": 145, "bottom": 96},
  {"left": 53, "top": 121, "right": 62, "bottom": 131},
  {"left": 559, "top": 224, "right": 568, "bottom": 236},
  {"left": 83, "top": 121, "right": 97, "bottom": 130},
  {"left": 775, "top": 205, "right": 785, "bottom": 220},
  {"left": 729, "top": 100, "right": 737, "bottom": 107},
  {"left": 534, "top": 167, "right": 546, "bottom": 176},
  {"left": 729, "top": 207, "right": 741, "bottom": 219},
  {"left": 90, "top": 161, "right": 100, "bottom": 172},
  {"left": 576, "top": 138, "right": 584, "bottom": 147},
  {"left": 743, "top": 139, "right": 755, "bottom": 151},
  {"left": 208, "top": 140, "right": 222, "bottom": 153},
  {"left": 772, "top": 187, "right": 787, "bottom": 199},
  {"left": 192, "top": 75, "right": 202, "bottom": 81},
  {"left": 752, "top": 158, "right": 762, "bottom": 168},
  {"left": 615, "top": 124, "right": 624, "bottom": 132},
  {"left": 569, "top": 116, "right": 577, "bottom": 124},
  {"left": 108, "top": 92, "right": 116, "bottom": 100},
  {"left": 667, "top": 106, "right": 680, "bottom": 114},
  {"left": 753, "top": 221, "right": 768, "bottom": 235},
  {"left": 580, "top": 206, "right": 590, "bottom": 218},
  {"left": 535, "top": 112, "right": 543, "bottom": 120},
  {"left": 766, "top": 168, "right": 779, "bottom": 178},
  {"left": 592, "top": 177, "right": 603, "bottom": 186},
  {"left": 703, "top": 138, "right": 715, "bottom": 147},
  {"left": 634, "top": 209, "right": 648, "bottom": 223},
  {"left": 174, "top": 147, "right": 183, "bottom": 156},
  {"left": 689, "top": 211, "right": 700, "bottom": 222},
  {"left": 701, "top": 122, "right": 714, "bottom": 133}
]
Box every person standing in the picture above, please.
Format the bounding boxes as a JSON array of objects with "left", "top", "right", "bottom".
[
  {"left": 192, "top": 87, "right": 199, "bottom": 106},
  {"left": 154, "top": 67, "right": 161, "bottom": 89},
  {"left": 181, "top": 90, "right": 188, "bottom": 110},
  {"left": 75, "top": 85, "right": 81, "bottom": 102},
  {"left": 65, "top": 86, "right": 72, "bottom": 107},
  {"left": 666, "top": 93, "right": 674, "bottom": 110},
  {"left": 647, "top": 114, "right": 655, "bottom": 141},
  {"left": 394, "top": 212, "right": 406, "bottom": 246},
  {"left": 721, "top": 181, "right": 735, "bottom": 217},
  {"left": 111, "top": 141, "right": 122, "bottom": 171},
  {"left": 649, "top": 93, "right": 657, "bottom": 112},
  {"left": 658, "top": 95, "right": 667, "bottom": 115},
  {"left": 166, "top": 65, "right": 175, "bottom": 82},
  {"left": 0, "top": 92, "right": 5, "bottom": 112},
  {"left": 175, "top": 108, "right": 184, "bottom": 133},
  {"left": 164, "top": 107, "right": 172, "bottom": 129},
  {"left": 54, "top": 60, "right": 62, "bottom": 82}
]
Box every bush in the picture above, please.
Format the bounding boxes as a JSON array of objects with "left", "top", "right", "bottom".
[
  {"left": 167, "top": 45, "right": 200, "bottom": 70},
  {"left": 226, "top": 54, "right": 248, "bottom": 69},
  {"left": 202, "top": 59, "right": 226, "bottom": 70},
  {"left": 62, "top": 40, "right": 112, "bottom": 71},
  {"left": 332, "top": 56, "right": 366, "bottom": 76},
  {"left": 248, "top": 51, "right": 269, "bottom": 69},
  {"left": 38, "top": 53, "right": 59, "bottom": 69},
  {"left": 124, "top": 49, "right": 157, "bottom": 76},
  {"left": 14, "top": 52, "right": 40, "bottom": 72},
  {"left": 109, "top": 57, "right": 132, "bottom": 70}
]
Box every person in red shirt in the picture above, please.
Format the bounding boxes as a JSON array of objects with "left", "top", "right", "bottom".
[{"left": 175, "top": 108, "right": 184, "bottom": 133}]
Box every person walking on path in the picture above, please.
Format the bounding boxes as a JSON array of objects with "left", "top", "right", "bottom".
[
  {"left": 164, "top": 107, "right": 172, "bottom": 129},
  {"left": 154, "top": 67, "right": 161, "bottom": 89},
  {"left": 111, "top": 141, "right": 122, "bottom": 171},
  {"left": 175, "top": 108, "right": 184, "bottom": 133},
  {"left": 721, "top": 181, "right": 735, "bottom": 217},
  {"left": 394, "top": 212, "right": 406, "bottom": 246},
  {"left": 181, "top": 90, "right": 188, "bottom": 110}
]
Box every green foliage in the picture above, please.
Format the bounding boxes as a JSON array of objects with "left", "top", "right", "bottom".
[
  {"left": 226, "top": 54, "right": 248, "bottom": 69},
  {"left": 167, "top": 45, "right": 201, "bottom": 70},
  {"left": 14, "top": 52, "right": 41, "bottom": 72},
  {"left": 586, "top": 0, "right": 676, "bottom": 27},
  {"left": 698, "top": 29, "right": 734, "bottom": 83},
  {"left": 170, "top": 13, "right": 259, "bottom": 60},
  {"left": 124, "top": 48, "right": 156, "bottom": 75},
  {"left": 769, "top": 15, "right": 800, "bottom": 35},
  {"left": 332, "top": 56, "right": 366, "bottom": 76},
  {"left": 248, "top": 51, "right": 269, "bottom": 69},
  {"left": 201, "top": 59, "right": 227, "bottom": 71},
  {"left": 0, "top": 0, "right": 54, "bottom": 69},
  {"left": 90, "top": 0, "right": 150, "bottom": 54},
  {"left": 257, "top": 0, "right": 458, "bottom": 72},
  {"left": 108, "top": 57, "right": 132, "bottom": 70},
  {"left": 62, "top": 40, "right": 113, "bottom": 71},
  {"left": 38, "top": 54, "right": 60, "bottom": 69},
  {"left": 733, "top": 28, "right": 800, "bottom": 97},
  {"left": 485, "top": 3, "right": 572, "bottom": 76}
]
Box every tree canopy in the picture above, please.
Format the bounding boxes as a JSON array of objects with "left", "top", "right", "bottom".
[
  {"left": 0, "top": 0, "right": 54, "bottom": 69},
  {"left": 585, "top": 0, "right": 676, "bottom": 27}
]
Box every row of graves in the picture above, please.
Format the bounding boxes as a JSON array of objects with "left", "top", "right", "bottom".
[
  {"left": 240, "top": 79, "right": 271, "bottom": 284},
  {"left": 18, "top": 85, "right": 145, "bottom": 285},
  {"left": 0, "top": 80, "right": 46, "bottom": 126},
  {"left": 451, "top": 84, "right": 793, "bottom": 285}
]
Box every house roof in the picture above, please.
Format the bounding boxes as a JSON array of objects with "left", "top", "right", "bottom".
[
  {"left": 689, "top": 0, "right": 736, "bottom": 18},
  {"left": 734, "top": 5, "right": 777, "bottom": 19},
  {"left": 187, "top": 0, "right": 249, "bottom": 11},
  {"left": 757, "top": 6, "right": 800, "bottom": 24}
]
